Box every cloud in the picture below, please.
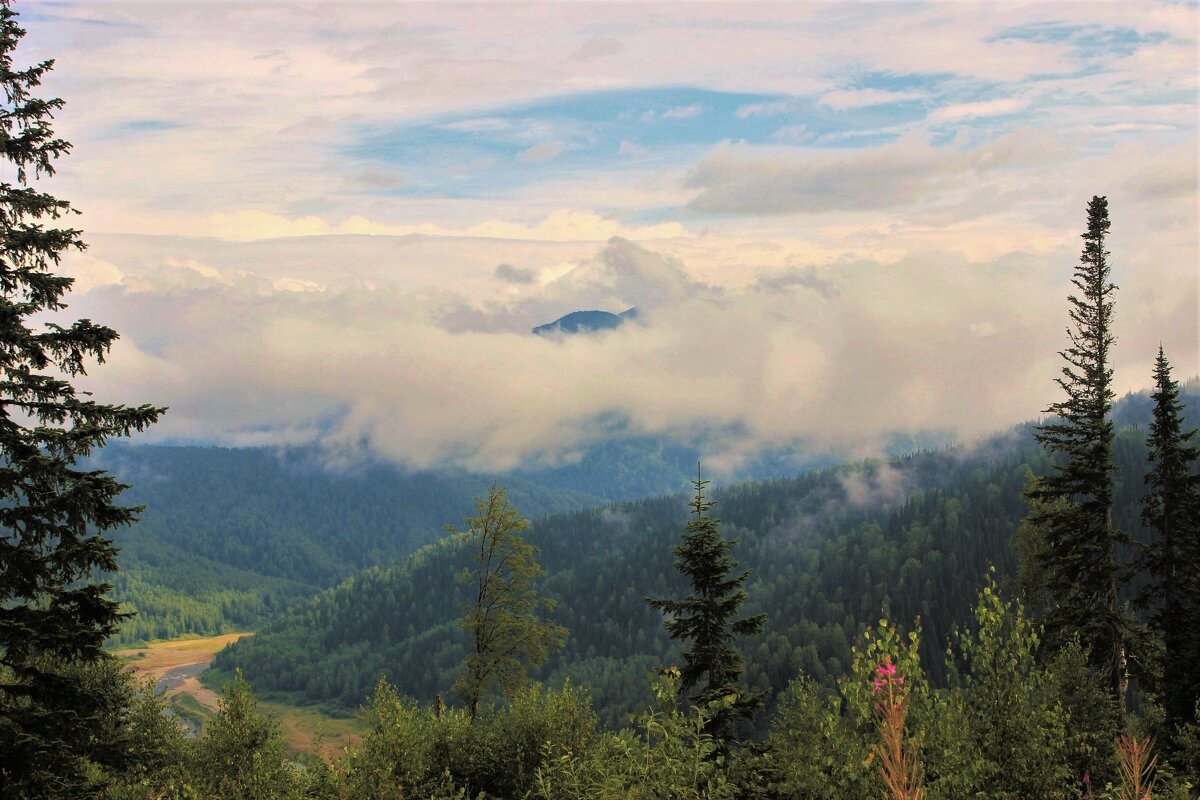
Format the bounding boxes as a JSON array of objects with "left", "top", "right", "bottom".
[
  {"left": 440, "top": 117, "right": 513, "bottom": 133},
  {"left": 684, "top": 131, "right": 1066, "bottom": 215},
  {"left": 519, "top": 141, "right": 566, "bottom": 163},
  {"left": 753, "top": 266, "right": 838, "bottom": 298},
  {"left": 662, "top": 103, "right": 704, "bottom": 120},
  {"left": 618, "top": 140, "right": 649, "bottom": 157},
  {"left": 928, "top": 97, "right": 1030, "bottom": 123},
  {"left": 771, "top": 124, "right": 810, "bottom": 145},
  {"left": 495, "top": 263, "right": 536, "bottom": 284},
  {"left": 198, "top": 208, "right": 687, "bottom": 243},
  {"left": 819, "top": 88, "right": 925, "bottom": 110},
  {"left": 67, "top": 192, "right": 1197, "bottom": 474},
  {"left": 735, "top": 98, "right": 802, "bottom": 119},
  {"left": 568, "top": 35, "right": 624, "bottom": 62}
]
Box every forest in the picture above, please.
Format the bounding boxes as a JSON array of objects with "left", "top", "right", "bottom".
[{"left": 1, "top": 2, "right": 1199, "bottom": 799}]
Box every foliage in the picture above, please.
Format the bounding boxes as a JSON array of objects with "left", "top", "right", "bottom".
[
  {"left": 342, "top": 677, "right": 597, "bottom": 799},
  {"left": 0, "top": 3, "right": 164, "bottom": 795},
  {"left": 186, "top": 671, "right": 300, "bottom": 800},
  {"left": 940, "top": 573, "right": 1074, "bottom": 799},
  {"left": 765, "top": 674, "right": 872, "bottom": 799},
  {"left": 645, "top": 468, "right": 766, "bottom": 742},
  {"left": 101, "top": 677, "right": 189, "bottom": 799},
  {"left": 1048, "top": 640, "right": 1119, "bottom": 790},
  {"left": 532, "top": 671, "right": 738, "bottom": 800},
  {"left": 1024, "top": 195, "right": 1136, "bottom": 722},
  {"left": 451, "top": 484, "right": 567, "bottom": 718},
  {"left": 1136, "top": 347, "right": 1200, "bottom": 735}
]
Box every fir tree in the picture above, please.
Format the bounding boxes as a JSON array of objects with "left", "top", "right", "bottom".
[
  {"left": 645, "top": 465, "right": 766, "bottom": 743},
  {"left": 0, "top": 2, "right": 164, "bottom": 794},
  {"left": 1136, "top": 346, "right": 1200, "bottom": 731},
  {"left": 451, "top": 484, "right": 565, "bottom": 720},
  {"left": 1024, "top": 195, "right": 1135, "bottom": 725}
]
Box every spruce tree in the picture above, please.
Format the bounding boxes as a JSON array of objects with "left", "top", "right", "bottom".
[
  {"left": 1136, "top": 346, "right": 1200, "bottom": 731},
  {"left": 645, "top": 465, "right": 766, "bottom": 742},
  {"left": 0, "top": 2, "right": 164, "bottom": 794},
  {"left": 1024, "top": 195, "right": 1135, "bottom": 725}
]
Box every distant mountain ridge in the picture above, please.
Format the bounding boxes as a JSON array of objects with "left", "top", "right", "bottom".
[{"left": 532, "top": 307, "right": 638, "bottom": 336}]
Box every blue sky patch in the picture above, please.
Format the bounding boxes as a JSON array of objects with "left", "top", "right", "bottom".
[{"left": 349, "top": 86, "right": 934, "bottom": 199}]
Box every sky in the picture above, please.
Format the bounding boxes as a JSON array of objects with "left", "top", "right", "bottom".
[{"left": 16, "top": 0, "right": 1200, "bottom": 472}]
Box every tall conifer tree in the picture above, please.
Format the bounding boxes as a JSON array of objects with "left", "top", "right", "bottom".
[
  {"left": 1136, "top": 346, "right": 1200, "bottom": 731},
  {"left": 0, "top": 3, "right": 164, "bottom": 794},
  {"left": 1025, "top": 195, "right": 1135, "bottom": 725},
  {"left": 646, "top": 465, "right": 766, "bottom": 743}
]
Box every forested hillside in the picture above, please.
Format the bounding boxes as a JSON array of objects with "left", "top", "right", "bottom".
[
  {"left": 99, "top": 446, "right": 603, "bottom": 643},
  {"left": 102, "top": 430, "right": 953, "bottom": 643},
  {"left": 213, "top": 387, "right": 1196, "bottom": 726}
]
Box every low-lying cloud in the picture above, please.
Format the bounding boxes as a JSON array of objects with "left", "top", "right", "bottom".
[{"left": 63, "top": 227, "right": 1197, "bottom": 474}]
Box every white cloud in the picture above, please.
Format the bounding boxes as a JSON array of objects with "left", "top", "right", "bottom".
[
  {"left": 197, "top": 208, "right": 688, "bottom": 244},
  {"left": 928, "top": 98, "right": 1030, "bottom": 123},
  {"left": 662, "top": 103, "right": 704, "bottom": 120},
  {"left": 519, "top": 141, "right": 566, "bottom": 163},
  {"left": 69, "top": 230, "right": 1195, "bottom": 472},
  {"left": 771, "top": 124, "right": 810, "bottom": 145},
  {"left": 819, "top": 88, "right": 925, "bottom": 110},
  {"left": 735, "top": 98, "right": 802, "bottom": 119}
]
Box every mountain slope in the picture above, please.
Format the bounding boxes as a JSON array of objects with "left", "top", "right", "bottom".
[
  {"left": 212, "top": 387, "right": 1195, "bottom": 726},
  {"left": 100, "top": 445, "right": 603, "bottom": 642}
]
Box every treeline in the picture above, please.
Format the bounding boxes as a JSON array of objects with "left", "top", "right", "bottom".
[{"left": 212, "top": 401, "right": 1181, "bottom": 726}]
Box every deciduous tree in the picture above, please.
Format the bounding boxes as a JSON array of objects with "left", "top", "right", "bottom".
[{"left": 451, "top": 484, "right": 565, "bottom": 719}]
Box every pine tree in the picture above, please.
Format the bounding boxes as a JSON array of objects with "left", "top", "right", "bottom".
[
  {"left": 0, "top": 2, "right": 164, "bottom": 794},
  {"left": 1136, "top": 346, "right": 1200, "bottom": 731},
  {"left": 645, "top": 465, "right": 766, "bottom": 743},
  {"left": 1024, "top": 195, "right": 1135, "bottom": 726},
  {"left": 451, "top": 484, "right": 565, "bottom": 720}
]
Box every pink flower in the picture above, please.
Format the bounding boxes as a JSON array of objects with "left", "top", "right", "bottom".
[
  {"left": 872, "top": 677, "right": 885, "bottom": 693},
  {"left": 876, "top": 659, "right": 897, "bottom": 677},
  {"left": 896, "top": 676, "right": 904, "bottom": 685}
]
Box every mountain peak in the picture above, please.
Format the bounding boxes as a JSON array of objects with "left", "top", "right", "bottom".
[{"left": 532, "top": 308, "right": 638, "bottom": 336}]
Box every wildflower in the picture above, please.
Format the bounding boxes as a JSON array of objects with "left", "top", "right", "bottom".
[{"left": 877, "top": 659, "right": 897, "bottom": 677}]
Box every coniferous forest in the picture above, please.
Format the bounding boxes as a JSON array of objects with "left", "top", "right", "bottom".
[{"left": 1, "top": 2, "right": 1198, "bottom": 799}]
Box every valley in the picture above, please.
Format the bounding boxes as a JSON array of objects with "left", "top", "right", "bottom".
[{"left": 115, "top": 633, "right": 361, "bottom": 758}]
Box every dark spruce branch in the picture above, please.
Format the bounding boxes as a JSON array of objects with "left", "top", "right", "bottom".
[{"left": 0, "top": 3, "right": 165, "bottom": 795}]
